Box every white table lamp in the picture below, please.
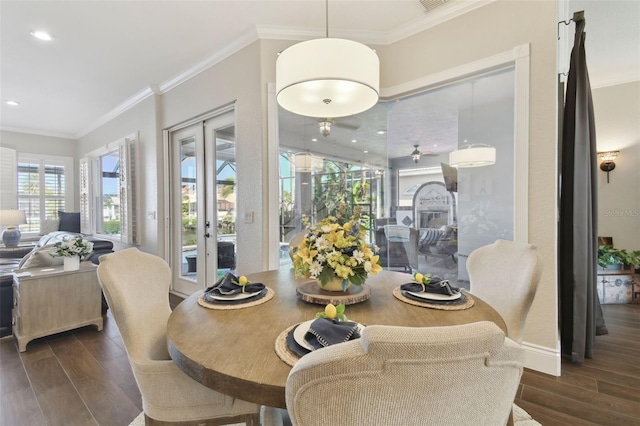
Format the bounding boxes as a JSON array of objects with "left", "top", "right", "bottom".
[{"left": 0, "top": 209, "right": 27, "bottom": 247}]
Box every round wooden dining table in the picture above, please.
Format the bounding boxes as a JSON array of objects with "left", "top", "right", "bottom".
[{"left": 167, "top": 267, "right": 506, "bottom": 409}]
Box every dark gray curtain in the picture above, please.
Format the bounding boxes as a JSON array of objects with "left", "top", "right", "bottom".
[{"left": 559, "top": 12, "right": 608, "bottom": 365}]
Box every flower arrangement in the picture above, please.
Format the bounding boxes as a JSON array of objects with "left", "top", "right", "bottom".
[
  {"left": 293, "top": 205, "right": 381, "bottom": 289},
  {"left": 50, "top": 236, "right": 94, "bottom": 259}
]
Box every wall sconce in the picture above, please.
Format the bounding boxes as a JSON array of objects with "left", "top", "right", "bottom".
[{"left": 598, "top": 151, "right": 619, "bottom": 183}]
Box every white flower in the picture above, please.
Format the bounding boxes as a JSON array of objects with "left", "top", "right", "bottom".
[
  {"left": 353, "top": 250, "right": 365, "bottom": 264},
  {"left": 315, "top": 236, "right": 331, "bottom": 251},
  {"left": 321, "top": 225, "right": 333, "bottom": 233},
  {"left": 308, "top": 261, "right": 323, "bottom": 277},
  {"left": 364, "top": 261, "right": 373, "bottom": 273}
]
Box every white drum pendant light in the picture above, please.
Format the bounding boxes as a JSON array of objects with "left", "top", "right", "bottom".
[
  {"left": 276, "top": 1, "right": 379, "bottom": 118},
  {"left": 449, "top": 145, "right": 496, "bottom": 168}
]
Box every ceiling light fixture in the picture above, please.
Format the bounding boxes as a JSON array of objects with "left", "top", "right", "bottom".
[
  {"left": 449, "top": 144, "right": 496, "bottom": 167},
  {"left": 4, "top": 100, "right": 20, "bottom": 106},
  {"left": 276, "top": 0, "right": 379, "bottom": 118},
  {"left": 30, "top": 30, "right": 53, "bottom": 41},
  {"left": 411, "top": 145, "right": 421, "bottom": 163},
  {"left": 449, "top": 82, "right": 496, "bottom": 168},
  {"left": 294, "top": 151, "right": 324, "bottom": 173},
  {"left": 318, "top": 120, "right": 332, "bottom": 137}
]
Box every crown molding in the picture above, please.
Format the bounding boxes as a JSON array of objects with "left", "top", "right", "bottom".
[
  {"left": 384, "top": 0, "right": 497, "bottom": 44},
  {"left": 0, "top": 126, "right": 76, "bottom": 140},
  {"left": 591, "top": 74, "right": 640, "bottom": 90},
  {"left": 76, "top": 86, "right": 156, "bottom": 139},
  {"left": 158, "top": 27, "right": 260, "bottom": 93},
  {"left": 256, "top": 0, "right": 496, "bottom": 46},
  {"left": 75, "top": 0, "right": 495, "bottom": 139}
]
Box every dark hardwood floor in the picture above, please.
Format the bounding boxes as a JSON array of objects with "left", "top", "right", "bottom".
[
  {"left": 515, "top": 303, "right": 640, "bottom": 426},
  {"left": 1, "top": 297, "right": 638, "bottom": 425}
]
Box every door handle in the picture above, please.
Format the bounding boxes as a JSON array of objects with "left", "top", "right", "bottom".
[
  {"left": 204, "top": 232, "right": 211, "bottom": 238},
  {"left": 205, "top": 221, "right": 211, "bottom": 228}
]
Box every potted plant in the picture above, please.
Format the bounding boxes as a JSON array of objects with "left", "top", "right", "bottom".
[
  {"left": 50, "top": 236, "right": 94, "bottom": 271},
  {"left": 597, "top": 245, "right": 640, "bottom": 271}
]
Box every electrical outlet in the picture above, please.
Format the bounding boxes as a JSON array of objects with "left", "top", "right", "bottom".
[{"left": 244, "top": 211, "right": 254, "bottom": 223}]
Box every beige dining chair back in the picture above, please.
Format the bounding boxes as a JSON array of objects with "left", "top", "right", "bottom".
[
  {"left": 467, "top": 239, "right": 543, "bottom": 344},
  {"left": 286, "top": 321, "right": 524, "bottom": 426},
  {"left": 97, "top": 248, "right": 260, "bottom": 425}
]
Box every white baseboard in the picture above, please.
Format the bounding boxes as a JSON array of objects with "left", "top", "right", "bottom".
[{"left": 522, "top": 341, "right": 561, "bottom": 376}]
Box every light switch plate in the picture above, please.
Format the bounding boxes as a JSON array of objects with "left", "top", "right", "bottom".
[{"left": 244, "top": 211, "right": 254, "bottom": 223}]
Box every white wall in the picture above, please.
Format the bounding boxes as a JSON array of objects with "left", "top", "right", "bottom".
[
  {"left": 0, "top": 130, "right": 76, "bottom": 157},
  {"left": 593, "top": 81, "right": 640, "bottom": 251}
]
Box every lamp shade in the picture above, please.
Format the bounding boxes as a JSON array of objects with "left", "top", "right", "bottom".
[
  {"left": 0, "top": 209, "right": 26, "bottom": 247},
  {"left": 449, "top": 146, "right": 496, "bottom": 168},
  {"left": 294, "top": 153, "right": 324, "bottom": 173},
  {"left": 0, "top": 209, "right": 26, "bottom": 226},
  {"left": 276, "top": 38, "right": 379, "bottom": 118}
]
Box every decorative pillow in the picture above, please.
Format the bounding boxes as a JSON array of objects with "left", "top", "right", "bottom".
[
  {"left": 58, "top": 211, "right": 81, "bottom": 233},
  {"left": 40, "top": 218, "right": 60, "bottom": 236},
  {"left": 18, "top": 245, "right": 64, "bottom": 270}
]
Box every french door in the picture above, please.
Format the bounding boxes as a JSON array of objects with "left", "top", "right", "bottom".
[{"left": 169, "top": 110, "right": 236, "bottom": 295}]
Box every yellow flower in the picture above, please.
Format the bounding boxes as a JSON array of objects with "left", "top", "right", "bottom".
[
  {"left": 343, "top": 222, "right": 352, "bottom": 232},
  {"left": 365, "top": 255, "right": 382, "bottom": 275},
  {"left": 297, "top": 247, "right": 318, "bottom": 265},
  {"left": 334, "top": 264, "right": 353, "bottom": 279}
]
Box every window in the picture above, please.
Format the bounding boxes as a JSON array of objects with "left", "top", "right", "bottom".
[
  {"left": 81, "top": 132, "right": 138, "bottom": 244},
  {"left": 17, "top": 154, "right": 74, "bottom": 235}
]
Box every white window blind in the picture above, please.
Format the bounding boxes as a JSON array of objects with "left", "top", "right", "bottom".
[
  {"left": 0, "top": 147, "right": 17, "bottom": 209},
  {"left": 81, "top": 132, "right": 138, "bottom": 244},
  {"left": 79, "top": 157, "right": 92, "bottom": 234},
  {"left": 16, "top": 154, "right": 73, "bottom": 235}
]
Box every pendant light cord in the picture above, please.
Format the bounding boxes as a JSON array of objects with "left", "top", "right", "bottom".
[{"left": 325, "top": 0, "right": 329, "bottom": 38}]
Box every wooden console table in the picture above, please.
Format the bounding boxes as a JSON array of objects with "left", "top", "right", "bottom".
[{"left": 12, "top": 262, "right": 103, "bottom": 351}]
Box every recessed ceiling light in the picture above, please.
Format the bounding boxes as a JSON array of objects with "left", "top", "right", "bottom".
[
  {"left": 311, "top": 138, "right": 318, "bottom": 142},
  {"left": 363, "top": 150, "right": 369, "bottom": 153},
  {"left": 30, "top": 30, "right": 53, "bottom": 41},
  {"left": 351, "top": 139, "right": 357, "bottom": 143},
  {"left": 4, "top": 100, "right": 20, "bottom": 106},
  {"left": 377, "top": 130, "right": 386, "bottom": 135}
]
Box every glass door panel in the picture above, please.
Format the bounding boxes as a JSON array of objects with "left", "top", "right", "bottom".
[{"left": 171, "top": 124, "right": 205, "bottom": 295}]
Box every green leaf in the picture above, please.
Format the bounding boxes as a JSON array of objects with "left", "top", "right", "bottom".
[
  {"left": 317, "top": 267, "right": 336, "bottom": 286},
  {"left": 336, "top": 304, "right": 345, "bottom": 315}
]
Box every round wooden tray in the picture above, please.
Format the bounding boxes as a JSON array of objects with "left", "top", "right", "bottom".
[{"left": 296, "top": 280, "right": 370, "bottom": 305}]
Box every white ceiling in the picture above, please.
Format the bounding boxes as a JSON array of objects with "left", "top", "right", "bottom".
[{"left": 1, "top": 0, "right": 638, "bottom": 145}]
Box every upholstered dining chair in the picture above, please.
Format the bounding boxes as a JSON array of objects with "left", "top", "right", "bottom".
[
  {"left": 97, "top": 248, "right": 261, "bottom": 425},
  {"left": 467, "top": 239, "right": 544, "bottom": 344},
  {"left": 286, "top": 321, "right": 524, "bottom": 426}
]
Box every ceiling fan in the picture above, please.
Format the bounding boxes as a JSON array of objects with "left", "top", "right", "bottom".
[
  {"left": 409, "top": 144, "right": 437, "bottom": 163},
  {"left": 317, "top": 117, "right": 362, "bottom": 137}
]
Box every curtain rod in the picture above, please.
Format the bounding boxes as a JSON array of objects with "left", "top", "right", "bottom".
[{"left": 557, "top": 10, "right": 585, "bottom": 40}]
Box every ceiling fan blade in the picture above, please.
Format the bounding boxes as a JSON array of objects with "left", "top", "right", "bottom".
[{"left": 333, "top": 119, "right": 361, "bottom": 131}]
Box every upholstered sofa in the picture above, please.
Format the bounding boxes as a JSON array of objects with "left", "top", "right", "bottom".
[{"left": 0, "top": 231, "right": 114, "bottom": 337}]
